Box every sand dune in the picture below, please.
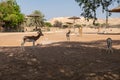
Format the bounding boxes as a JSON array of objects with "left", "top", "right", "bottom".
[{"left": 48, "top": 17, "right": 120, "bottom": 26}]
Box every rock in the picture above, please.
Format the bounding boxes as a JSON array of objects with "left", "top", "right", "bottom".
[
  {"left": 89, "top": 73, "right": 96, "bottom": 77},
  {"left": 111, "top": 73, "right": 120, "bottom": 79},
  {"left": 94, "top": 76, "right": 104, "bottom": 80},
  {"left": 8, "top": 53, "right": 14, "bottom": 57},
  {"left": 59, "top": 68, "right": 65, "bottom": 73},
  {"left": 31, "top": 58, "right": 37, "bottom": 62},
  {"left": 27, "top": 61, "right": 32, "bottom": 65}
]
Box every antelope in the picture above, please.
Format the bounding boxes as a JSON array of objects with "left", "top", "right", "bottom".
[
  {"left": 106, "top": 38, "right": 113, "bottom": 53},
  {"left": 66, "top": 30, "right": 71, "bottom": 41},
  {"left": 21, "top": 29, "right": 44, "bottom": 50}
]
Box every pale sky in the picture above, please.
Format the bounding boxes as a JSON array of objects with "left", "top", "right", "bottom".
[{"left": 16, "top": 0, "right": 120, "bottom": 20}]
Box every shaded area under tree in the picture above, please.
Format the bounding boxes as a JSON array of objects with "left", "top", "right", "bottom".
[{"left": 0, "top": 40, "right": 120, "bottom": 80}]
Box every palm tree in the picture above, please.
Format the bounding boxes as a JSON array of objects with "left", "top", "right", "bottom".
[{"left": 27, "top": 10, "right": 45, "bottom": 31}]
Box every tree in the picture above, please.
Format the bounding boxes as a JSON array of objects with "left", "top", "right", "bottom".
[
  {"left": 28, "top": 10, "right": 45, "bottom": 30},
  {"left": 0, "top": 0, "right": 24, "bottom": 31},
  {"left": 53, "top": 20, "right": 62, "bottom": 27},
  {"left": 75, "top": 0, "right": 120, "bottom": 25}
]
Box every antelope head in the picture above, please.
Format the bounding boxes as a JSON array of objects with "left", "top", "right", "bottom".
[{"left": 37, "top": 28, "right": 44, "bottom": 36}]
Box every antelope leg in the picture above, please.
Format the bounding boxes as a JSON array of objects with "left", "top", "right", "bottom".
[{"left": 33, "top": 41, "right": 35, "bottom": 46}]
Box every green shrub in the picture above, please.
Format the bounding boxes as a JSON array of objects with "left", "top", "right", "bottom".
[
  {"left": 74, "top": 24, "right": 82, "bottom": 28},
  {"left": 63, "top": 25, "right": 69, "bottom": 28},
  {"left": 44, "top": 22, "right": 52, "bottom": 27}
]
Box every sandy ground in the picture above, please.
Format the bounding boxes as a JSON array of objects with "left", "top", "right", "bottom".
[
  {"left": 0, "top": 28, "right": 120, "bottom": 80},
  {"left": 0, "top": 28, "right": 120, "bottom": 48}
]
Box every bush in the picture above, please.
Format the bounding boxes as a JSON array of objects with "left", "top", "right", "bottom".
[
  {"left": 44, "top": 22, "right": 52, "bottom": 27},
  {"left": 94, "top": 23, "right": 100, "bottom": 26},
  {"left": 62, "top": 25, "right": 68, "bottom": 28},
  {"left": 53, "top": 20, "right": 62, "bottom": 27},
  {"left": 74, "top": 24, "right": 82, "bottom": 28}
]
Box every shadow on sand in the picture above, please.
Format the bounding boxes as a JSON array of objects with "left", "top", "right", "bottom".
[{"left": 0, "top": 40, "right": 120, "bottom": 80}]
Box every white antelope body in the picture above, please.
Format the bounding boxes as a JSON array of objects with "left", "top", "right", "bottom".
[
  {"left": 21, "top": 29, "right": 44, "bottom": 50},
  {"left": 106, "top": 38, "right": 113, "bottom": 53}
]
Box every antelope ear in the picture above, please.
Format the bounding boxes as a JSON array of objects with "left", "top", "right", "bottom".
[{"left": 37, "top": 29, "right": 42, "bottom": 33}]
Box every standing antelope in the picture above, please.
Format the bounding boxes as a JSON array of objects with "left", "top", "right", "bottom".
[
  {"left": 106, "top": 37, "right": 113, "bottom": 53},
  {"left": 66, "top": 30, "right": 71, "bottom": 41},
  {"left": 21, "top": 29, "right": 44, "bottom": 50}
]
